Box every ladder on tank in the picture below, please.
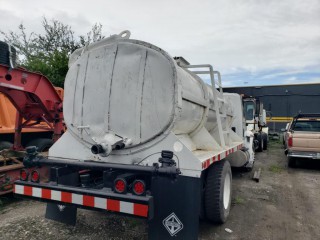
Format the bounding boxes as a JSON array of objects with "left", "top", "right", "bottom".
[{"left": 180, "top": 63, "right": 228, "bottom": 148}]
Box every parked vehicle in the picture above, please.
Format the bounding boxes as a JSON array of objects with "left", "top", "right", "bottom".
[
  {"left": 14, "top": 31, "right": 256, "bottom": 239},
  {"left": 0, "top": 41, "right": 64, "bottom": 194},
  {"left": 243, "top": 96, "right": 269, "bottom": 152},
  {"left": 282, "top": 113, "right": 320, "bottom": 167}
]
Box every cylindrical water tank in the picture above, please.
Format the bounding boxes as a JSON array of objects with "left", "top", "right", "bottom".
[{"left": 63, "top": 33, "right": 222, "bottom": 152}]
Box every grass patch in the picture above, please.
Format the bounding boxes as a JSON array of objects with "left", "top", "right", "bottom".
[
  {"left": 268, "top": 139, "right": 282, "bottom": 148},
  {"left": 269, "top": 164, "right": 283, "bottom": 173},
  {"left": 127, "top": 218, "right": 140, "bottom": 228},
  {"left": 233, "top": 196, "right": 245, "bottom": 204}
]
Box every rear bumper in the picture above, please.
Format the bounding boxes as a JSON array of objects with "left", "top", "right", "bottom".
[
  {"left": 287, "top": 151, "right": 320, "bottom": 159},
  {"left": 14, "top": 181, "right": 153, "bottom": 219}
]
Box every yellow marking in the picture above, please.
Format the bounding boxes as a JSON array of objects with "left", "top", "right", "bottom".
[
  {"left": 270, "top": 117, "right": 293, "bottom": 120},
  {"left": 267, "top": 120, "right": 291, "bottom": 123},
  {"left": 267, "top": 117, "right": 320, "bottom": 123}
]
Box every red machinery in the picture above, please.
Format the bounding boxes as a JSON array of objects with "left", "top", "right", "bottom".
[
  {"left": 0, "top": 64, "right": 64, "bottom": 150},
  {"left": 0, "top": 63, "right": 64, "bottom": 194}
]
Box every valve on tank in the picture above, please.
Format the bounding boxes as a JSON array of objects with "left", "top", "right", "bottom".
[{"left": 91, "top": 134, "right": 132, "bottom": 157}]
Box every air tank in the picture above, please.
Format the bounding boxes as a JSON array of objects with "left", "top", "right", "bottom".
[{"left": 63, "top": 31, "right": 229, "bottom": 155}]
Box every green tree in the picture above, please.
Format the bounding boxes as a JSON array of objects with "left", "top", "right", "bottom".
[{"left": 0, "top": 17, "right": 104, "bottom": 87}]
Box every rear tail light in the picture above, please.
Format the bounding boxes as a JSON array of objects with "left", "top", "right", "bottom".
[
  {"left": 288, "top": 136, "right": 293, "bottom": 147},
  {"left": 114, "top": 178, "right": 127, "bottom": 193},
  {"left": 20, "top": 169, "right": 29, "bottom": 181},
  {"left": 132, "top": 180, "right": 146, "bottom": 196},
  {"left": 31, "top": 170, "right": 40, "bottom": 183}
]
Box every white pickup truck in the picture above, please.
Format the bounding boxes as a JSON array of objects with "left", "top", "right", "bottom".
[{"left": 283, "top": 114, "right": 320, "bottom": 167}]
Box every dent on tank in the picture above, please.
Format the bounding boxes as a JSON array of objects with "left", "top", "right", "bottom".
[{"left": 62, "top": 30, "right": 178, "bottom": 156}]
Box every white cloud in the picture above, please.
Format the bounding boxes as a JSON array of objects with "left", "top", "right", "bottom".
[
  {"left": 0, "top": 0, "right": 319, "bottom": 85},
  {"left": 282, "top": 76, "right": 320, "bottom": 85},
  {"left": 260, "top": 69, "right": 320, "bottom": 79}
]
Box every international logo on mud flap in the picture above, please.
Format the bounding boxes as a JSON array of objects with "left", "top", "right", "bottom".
[{"left": 163, "top": 212, "right": 184, "bottom": 236}]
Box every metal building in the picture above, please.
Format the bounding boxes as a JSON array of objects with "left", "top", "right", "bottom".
[{"left": 224, "top": 83, "right": 320, "bottom": 132}]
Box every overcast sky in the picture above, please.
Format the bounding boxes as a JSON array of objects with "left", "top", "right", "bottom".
[{"left": 0, "top": 0, "right": 319, "bottom": 86}]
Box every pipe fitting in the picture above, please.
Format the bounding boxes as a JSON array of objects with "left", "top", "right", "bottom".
[
  {"left": 91, "top": 142, "right": 112, "bottom": 156},
  {"left": 91, "top": 144, "right": 105, "bottom": 154}
]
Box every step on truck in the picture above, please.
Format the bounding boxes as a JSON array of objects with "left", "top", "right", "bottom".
[
  {"left": 14, "top": 31, "right": 255, "bottom": 239},
  {"left": 0, "top": 41, "right": 64, "bottom": 194}
]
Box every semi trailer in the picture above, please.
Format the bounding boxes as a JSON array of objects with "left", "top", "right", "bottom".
[
  {"left": 14, "top": 31, "right": 255, "bottom": 239},
  {"left": 0, "top": 90, "right": 64, "bottom": 151},
  {"left": 0, "top": 41, "right": 64, "bottom": 194}
]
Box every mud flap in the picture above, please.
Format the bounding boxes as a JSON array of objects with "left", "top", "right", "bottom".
[
  {"left": 45, "top": 203, "right": 77, "bottom": 225},
  {"left": 45, "top": 168, "right": 79, "bottom": 225},
  {"left": 148, "top": 175, "right": 201, "bottom": 240}
]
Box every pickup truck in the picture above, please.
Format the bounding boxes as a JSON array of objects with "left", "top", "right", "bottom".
[{"left": 283, "top": 113, "right": 320, "bottom": 167}]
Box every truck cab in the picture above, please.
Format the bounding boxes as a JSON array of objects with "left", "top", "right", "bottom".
[{"left": 243, "top": 97, "right": 268, "bottom": 152}]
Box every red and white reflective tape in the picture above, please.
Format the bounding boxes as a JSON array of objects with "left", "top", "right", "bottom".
[
  {"left": 202, "top": 144, "right": 243, "bottom": 170},
  {"left": 14, "top": 184, "right": 148, "bottom": 217}
]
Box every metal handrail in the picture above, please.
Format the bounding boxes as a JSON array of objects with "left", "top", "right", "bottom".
[{"left": 181, "top": 64, "right": 223, "bottom": 91}]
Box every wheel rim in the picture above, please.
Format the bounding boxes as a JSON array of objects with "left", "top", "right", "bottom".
[{"left": 223, "top": 172, "right": 231, "bottom": 209}]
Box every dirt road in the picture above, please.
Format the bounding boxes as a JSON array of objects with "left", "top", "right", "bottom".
[
  {"left": 200, "top": 141, "right": 320, "bottom": 240},
  {"left": 1, "top": 141, "right": 320, "bottom": 240}
]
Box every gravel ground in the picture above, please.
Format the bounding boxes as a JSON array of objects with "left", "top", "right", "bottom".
[{"left": 1, "top": 140, "right": 320, "bottom": 239}]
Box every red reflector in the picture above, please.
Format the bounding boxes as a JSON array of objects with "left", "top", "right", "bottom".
[
  {"left": 20, "top": 169, "right": 29, "bottom": 181},
  {"left": 114, "top": 178, "right": 126, "bottom": 193},
  {"left": 31, "top": 170, "right": 40, "bottom": 183},
  {"left": 133, "top": 180, "right": 146, "bottom": 196},
  {"left": 288, "top": 136, "right": 293, "bottom": 147}
]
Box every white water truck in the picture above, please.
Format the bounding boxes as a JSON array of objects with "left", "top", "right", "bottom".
[{"left": 14, "top": 31, "right": 255, "bottom": 239}]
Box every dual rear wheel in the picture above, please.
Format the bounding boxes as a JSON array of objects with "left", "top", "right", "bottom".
[{"left": 257, "top": 132, "right": 268, "bottom": 152}]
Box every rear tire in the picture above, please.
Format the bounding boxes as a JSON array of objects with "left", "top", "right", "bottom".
[
  {"left": 0, "top": 141, "right": 13, "bottom": 151},
  {"left": 262, "top": 133, "right": 268, "bottom": 150},
  {"left": 288, "top": 157, "right": 296, "bottom": 168},
  {"left": 204, "top": 160, "right": 232, "bottom": 223},
  {"left": 26, "top": 138, "right": 53, "bottom": 152}
]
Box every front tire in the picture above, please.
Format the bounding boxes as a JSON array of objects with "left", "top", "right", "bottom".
[{"left": 204, "top": 160, "right": 232, "bottom": 223}]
